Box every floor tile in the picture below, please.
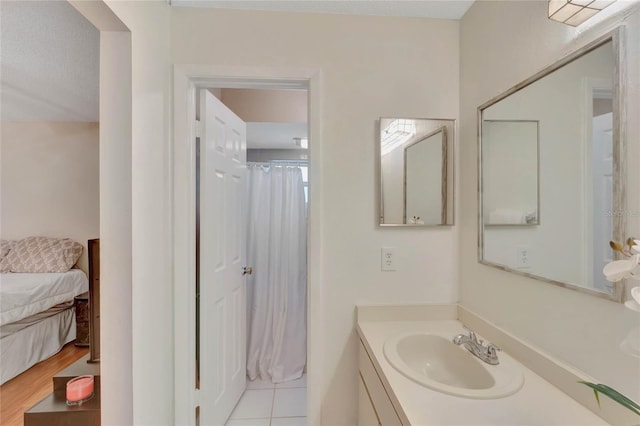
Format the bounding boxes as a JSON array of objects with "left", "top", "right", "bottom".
[
  {"left": 270, "top": 417, "right": 307, "bottom": 426},
  {"left": 275, "top": 374, "right": 306, "bottom": 389},
  {"left": 247, "top": 377, "right": 276, "bottom": 390},
  {"left": 225, "top": 419, "right": 271, "bottom": 426},
  {"left": 229, "top": 389, "right": 274, "bottom": 419},
  {"left": 272, "top": 388, "right": 307, "bottom": 418}
]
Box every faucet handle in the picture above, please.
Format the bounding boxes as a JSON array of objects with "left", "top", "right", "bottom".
[
  {"left": 484, "top": 343, "right": 501, "bottom": 365},
  {"left": 462, "top": 325, "right": 478, "bottom": 343},
  {"left": 486, "top": 343, "right": 501, "bottom": 356}
]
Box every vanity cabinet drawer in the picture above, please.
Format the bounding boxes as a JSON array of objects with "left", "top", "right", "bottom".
[{"left": 359, "top": 340, "right": 402, "bottom": 426}]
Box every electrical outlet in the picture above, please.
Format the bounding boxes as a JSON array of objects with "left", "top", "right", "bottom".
[
  {"left": 516, "top": 245, "right": 530, "bottom": 268},
  {"left": 381, "top": 247, "right": 396, "bottom": 271}
]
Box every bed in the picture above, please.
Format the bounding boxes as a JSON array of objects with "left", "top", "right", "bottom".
[{"left": 0, "top": 237, "right": 88, "bottom": 385}]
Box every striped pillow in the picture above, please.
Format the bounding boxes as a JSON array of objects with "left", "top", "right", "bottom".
[
  {"left": 3, "top": 237, "right": 83, "bottom": 273},
  {"left": 0, "top": 240, "right": 16, "bottom": 273}
]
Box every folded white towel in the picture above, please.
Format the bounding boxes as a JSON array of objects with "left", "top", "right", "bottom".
[{"left": 489, "top": 208, "right": 526, "bottom": 225}]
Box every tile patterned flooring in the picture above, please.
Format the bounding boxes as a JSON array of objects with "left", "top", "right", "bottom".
[{"left": 225, "top": 375, "right": 306, "bottom": 426}]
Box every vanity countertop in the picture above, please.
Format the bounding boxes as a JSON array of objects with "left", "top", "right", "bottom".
[{"left": 357, "top": 318, "right": 609, "bottom": 426}]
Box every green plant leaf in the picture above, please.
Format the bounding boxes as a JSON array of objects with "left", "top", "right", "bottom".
[{"left": 579, "top": 381, "right": 640, "bottom": 416}]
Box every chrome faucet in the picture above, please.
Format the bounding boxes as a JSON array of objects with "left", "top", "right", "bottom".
[{"left": 453, "top": 326, "right": 501, "bottom": 365}]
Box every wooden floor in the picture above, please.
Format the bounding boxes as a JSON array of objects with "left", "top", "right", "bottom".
[{"left": 0, "top": 343, "right": 88, "bottom": 426}]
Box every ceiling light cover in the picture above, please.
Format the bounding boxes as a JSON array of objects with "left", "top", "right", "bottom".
[{"left": 548, "top": 0, "right": 616, "bottom": 26}]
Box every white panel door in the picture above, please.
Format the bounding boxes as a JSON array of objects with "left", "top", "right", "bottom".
[
  {"left": 592, "top": 112, "right": 613, "bottom": 293},
  {"left": 200, "top": 89, "right": 247, "bottom": 425}
]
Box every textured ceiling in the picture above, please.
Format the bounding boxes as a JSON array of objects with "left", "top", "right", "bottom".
[
  {"left": 0, "top": 0, "right": 472, "bottom": 122},
  {"left": 1, "top": 1, "right": 99, "bottom": 122},
  {"left": 170, "top": 0, "right": 475, "bottom": 20}
]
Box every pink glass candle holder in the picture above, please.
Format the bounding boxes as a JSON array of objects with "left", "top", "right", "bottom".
[{"left": 66, "top": 375, "right": 94, "bottom": 406}]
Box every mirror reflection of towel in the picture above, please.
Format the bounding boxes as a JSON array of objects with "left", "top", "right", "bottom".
[{"left": 489, "top": 208, "right": 526, "bottom": 224}]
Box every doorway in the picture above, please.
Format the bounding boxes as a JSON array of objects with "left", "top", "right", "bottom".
[
  {"left": 583, "top": 79, "right": 614, "bottom": 294},
  {"left": 200, "top": 87, "right": 309, "bottom": 425},
  {"left": 173, "top": 67, "right": 322, "bottom": 426}
]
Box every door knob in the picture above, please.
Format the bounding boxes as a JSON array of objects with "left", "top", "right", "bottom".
[{"left": 242, "top": 266, "right": 253, "bottom": 276}]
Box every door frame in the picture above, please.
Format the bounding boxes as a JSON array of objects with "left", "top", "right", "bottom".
[
  {"left": 67, "top": 2, "right": 133, "bottom": 424},
  {"left": 582, "top": 77, "right": 616, "bottom": 296},
  {"left": 173, "top": 65, "right": 323, "bottom": 425}
]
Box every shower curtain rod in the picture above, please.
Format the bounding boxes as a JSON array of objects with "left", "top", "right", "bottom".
[{"left": 248, "top": 160, "right": 308, "bottom": 167}]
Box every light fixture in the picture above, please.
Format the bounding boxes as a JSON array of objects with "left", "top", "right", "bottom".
[
  {"left": 548, "top": 0, "right": 616, "bottom": 26},
  {"left": 381, "top": 119, "right": 416, "bottom": 155},
  {"left": 293, "top": 137, "right": 308, "bottom": 149}
]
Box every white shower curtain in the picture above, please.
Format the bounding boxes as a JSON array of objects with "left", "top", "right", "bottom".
[{"left": 246, "top": 165, "right": 307, "bottom": 383}]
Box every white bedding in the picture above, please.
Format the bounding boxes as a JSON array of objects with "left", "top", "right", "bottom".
[
  {"left": 0, "top": 269, "right": 88, "bottom": 326},
  {"left": 0, "top": 301, "right": 73, "bottom": 338},
  {"left": 0, "top": 307, "right": 75, "bottom": 384}
]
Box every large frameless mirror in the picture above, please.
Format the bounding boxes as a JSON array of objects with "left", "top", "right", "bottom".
[
  {"left": 379, "top": 118, "right": 455, "bottom": 226},
  {"left": 478, "top": 29, "right": 625, "bottom": 302}
]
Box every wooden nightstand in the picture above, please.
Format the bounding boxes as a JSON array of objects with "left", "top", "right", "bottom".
[{"left": 74, "top": 292, "right": 90, "bottom": 347}]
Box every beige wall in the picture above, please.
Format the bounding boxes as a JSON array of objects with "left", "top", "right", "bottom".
[
  {"left": 102, "top": 1, "right": 173, "bottom": 425},
  {"left": 460, "top": 0, "right": 640, "bottom": 404},
  {"left": 0, "top": 121, "right": 99, "bottom": 273},
  {"left": 220, "top": 88, "right": 307, "bottom": 123},
  {"left": 71, "top": 1, "right": 173, "bottom": 424},
  {"left": 173, "top": 8, "right": 459, "bottom": 425},
  {"left": 98, "top": 30, "right": 134, "bottom": 426}
]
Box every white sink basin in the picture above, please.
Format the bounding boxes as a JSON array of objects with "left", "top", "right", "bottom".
[{"left": 383, "top": 331, "right": 524, "bottom": 399}]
